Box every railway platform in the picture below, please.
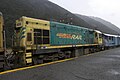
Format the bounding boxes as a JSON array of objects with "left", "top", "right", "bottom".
[{"left": 1, "top": 48, "right": 120, "bottom": 80}]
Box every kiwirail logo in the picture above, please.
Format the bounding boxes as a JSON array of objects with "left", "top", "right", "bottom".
[{"left": 56, "top": 33, "right": 82, "bottom": 40}]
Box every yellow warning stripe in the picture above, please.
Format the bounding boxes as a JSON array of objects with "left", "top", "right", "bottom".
[{"left": 26, "top": 44, "right": 99, "bottom": 50}]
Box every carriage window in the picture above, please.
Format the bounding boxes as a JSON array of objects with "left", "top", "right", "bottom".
[
  {"left": 109, "top": 36, "right": 111, "bottom": 40},
  {"left": 111, "top": 37, "right": 113, "bottom": 40}
]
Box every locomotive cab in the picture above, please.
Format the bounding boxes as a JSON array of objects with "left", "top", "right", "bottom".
[
  {"left": 13, "top": 16, "right": 50, "bottom": 65},
  {"left": 15, "top": 16, "right": 50, "bottom": 50}
]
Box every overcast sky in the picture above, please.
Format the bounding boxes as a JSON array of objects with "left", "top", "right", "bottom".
[{"left": 49, "top": 0, "right": 120, "bottom": 28}]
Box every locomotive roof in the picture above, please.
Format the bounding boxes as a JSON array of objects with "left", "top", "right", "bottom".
[
  {"left": 51, "top": 21, "right": 93, "bottom": 31},
  {"left": 103, "top": 33, "right": 118, "bottom": 37}
]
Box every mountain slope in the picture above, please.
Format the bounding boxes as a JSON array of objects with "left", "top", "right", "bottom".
[
  {"left": 90, "top": 17, "right": 120, "bottom": 35},
  {"left": 75, "top": 14, "right": 120, "bottom": 34}
]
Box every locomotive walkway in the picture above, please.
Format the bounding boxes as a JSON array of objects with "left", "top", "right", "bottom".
[{"left": 1, "top": 48, "right": 120, "bottom": 80}]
